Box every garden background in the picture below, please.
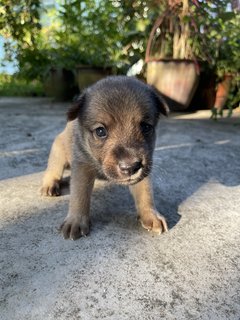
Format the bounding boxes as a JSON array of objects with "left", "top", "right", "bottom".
[{"left": 0, "top": 0, "right": 239, "bottom": 115}]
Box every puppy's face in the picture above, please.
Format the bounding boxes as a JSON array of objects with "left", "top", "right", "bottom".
[{"left": 68, "top": 76, "right": 168, "bottom": 185}]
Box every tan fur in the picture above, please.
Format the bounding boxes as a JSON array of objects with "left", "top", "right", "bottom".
[
  {"left": 129, "top": 177, "right": 168, "bottom": 233},
  {"left": 41, "top": 122, "right": 72, "bottom": 196},
  {"left": 41, "top": 76, "right": 169, "bottom": 240}
]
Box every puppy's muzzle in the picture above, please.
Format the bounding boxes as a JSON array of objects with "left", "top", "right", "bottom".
[
  {"left": 118, "top": 159, "right": 142, "bottom": 177},
  {"left": 103, "top": 145, "right": 150, "bottom": 184}
]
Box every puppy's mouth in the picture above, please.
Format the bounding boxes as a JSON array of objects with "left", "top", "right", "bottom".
[
  {"left": 115, "top": 177, "right": 141, "bottom": 185},
  {"left": 102, "top": 166, "right": 151, "bottom": 185}
]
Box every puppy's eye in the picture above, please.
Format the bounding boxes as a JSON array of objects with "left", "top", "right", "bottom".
[
  {"left": 141, "top": 122, "right": 153, "bottom": 135},
  {"left": 95, "top": 126, "right": 107, "bottom": 138}
]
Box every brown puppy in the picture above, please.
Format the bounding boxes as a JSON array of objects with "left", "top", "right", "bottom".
[{"left": 41, "top": 76, "right": 169, "bottom": 240}]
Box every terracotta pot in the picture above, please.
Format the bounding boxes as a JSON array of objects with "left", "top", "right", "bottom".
[
  {"left": 76, "top": 66, "right": 111, "bottom": 91},
  {"left": 213, "top": 74, "right": 232, "bottom": 111},
  {"left": 146, "top": 59, "right": 199, "bottom": 110}
]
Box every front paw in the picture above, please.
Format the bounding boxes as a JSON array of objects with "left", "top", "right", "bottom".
[
  {"left": 41, "top": 179, "right": 60, "bottom": 197},
  {"left": 60, "top": 216, "right": 90, "bottom": 240},
  {"left": 139, "top": 209, "right": 168, "bottom": 234}
]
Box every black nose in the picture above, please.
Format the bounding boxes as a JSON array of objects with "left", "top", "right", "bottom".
[{"left": 118, "top": 160, "right": 142, "bottom": 176}]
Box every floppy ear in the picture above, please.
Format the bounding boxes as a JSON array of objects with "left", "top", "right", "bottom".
[
  {"left": 149, "top": 86, "right": 169, "bottom": 117},
  {"left": 67, "top": 92, "right": 86, "bottom": 121}
]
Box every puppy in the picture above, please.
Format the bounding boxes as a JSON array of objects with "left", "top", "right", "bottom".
[{"left": 41, "top": 76, "right": 169, "bottom": 240}]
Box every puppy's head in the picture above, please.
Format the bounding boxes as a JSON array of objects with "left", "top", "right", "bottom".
[{"left": 68, "top": 76, "right": 168, "bottom": 185}]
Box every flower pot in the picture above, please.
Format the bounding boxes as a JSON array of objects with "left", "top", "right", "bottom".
[
  {"left": 76, "top": 66, "right": 111, "bottom": 91},
  {"left": 146, "top": 59, "right": 199, "bottom": 110},
  {"left": 145, "top": 8, "right": 201, "bottom": 111},
  {"left": 44, "top": 68, "right": 79, "bottom": 101},
  {"left": 213, "top": 74, "right": 232, "bottom": 111}
]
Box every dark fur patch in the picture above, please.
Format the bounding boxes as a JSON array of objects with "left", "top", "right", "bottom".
[
  {"left": 149, "top": 86, "right": 169, "bottom": 117},
  {"left": 67, "top": 92, "right": 86, "bottom": 121}
]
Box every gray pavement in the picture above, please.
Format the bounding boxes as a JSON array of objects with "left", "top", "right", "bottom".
[{"left": 0, "top": 97, "right": 240, "bottom": 320}]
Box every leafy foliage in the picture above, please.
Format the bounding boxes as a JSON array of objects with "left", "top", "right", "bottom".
[
  {"left": 0, "top": 0, "right": 42, "bottom": 62},
  {"left": 1, "top": 0, "right": 158, "bottom": 79},
  {"left": 47, "top": 0, "right": 156, "bottom": 72},
  {"left": 202, "top": 1, "right": 240, "bottom": 109},
  {"left": 0, "top": 74, "right": 44, "bottom": 96}
]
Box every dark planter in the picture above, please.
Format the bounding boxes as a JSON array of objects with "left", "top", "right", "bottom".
[
  {"left": 146, "top": 59, "right": 199, "bottom": 111},
  {"left": 188, "top": 67, "right": 217, "bottom": 111},
  {"left": 44, "top": 68, "right": 79, "bottom": 101},
  {"left": 76, "top": 66, "right": 111, "bottom": 91}
]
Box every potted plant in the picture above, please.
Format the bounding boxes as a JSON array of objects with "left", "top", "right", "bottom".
[
  {"left": 209, "top": 6, "right": 240, "bottom": 118},
  {"left": 10, "top": 1, "right": 117, "bottom": 99},
  {"left": 54, "top": 1, "right": 126, "bottom": 91},
  {"left": 145, "top": 0, "right": 204, "bottom": 110}
]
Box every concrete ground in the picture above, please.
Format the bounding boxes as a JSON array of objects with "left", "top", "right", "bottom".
[{"left": 0, "top": 97, "right": 240, "bottom": 320}]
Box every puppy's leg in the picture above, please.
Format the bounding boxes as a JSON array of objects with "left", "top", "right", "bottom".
[
  {"left": 129, "top": 176, "right": 168, "bottom": 234},
  {"left": 41, "top": 133, "right": 68, "bottom": 196},
  {"left": 61, "top": 162, "right": 96, "bottom": 240}
]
